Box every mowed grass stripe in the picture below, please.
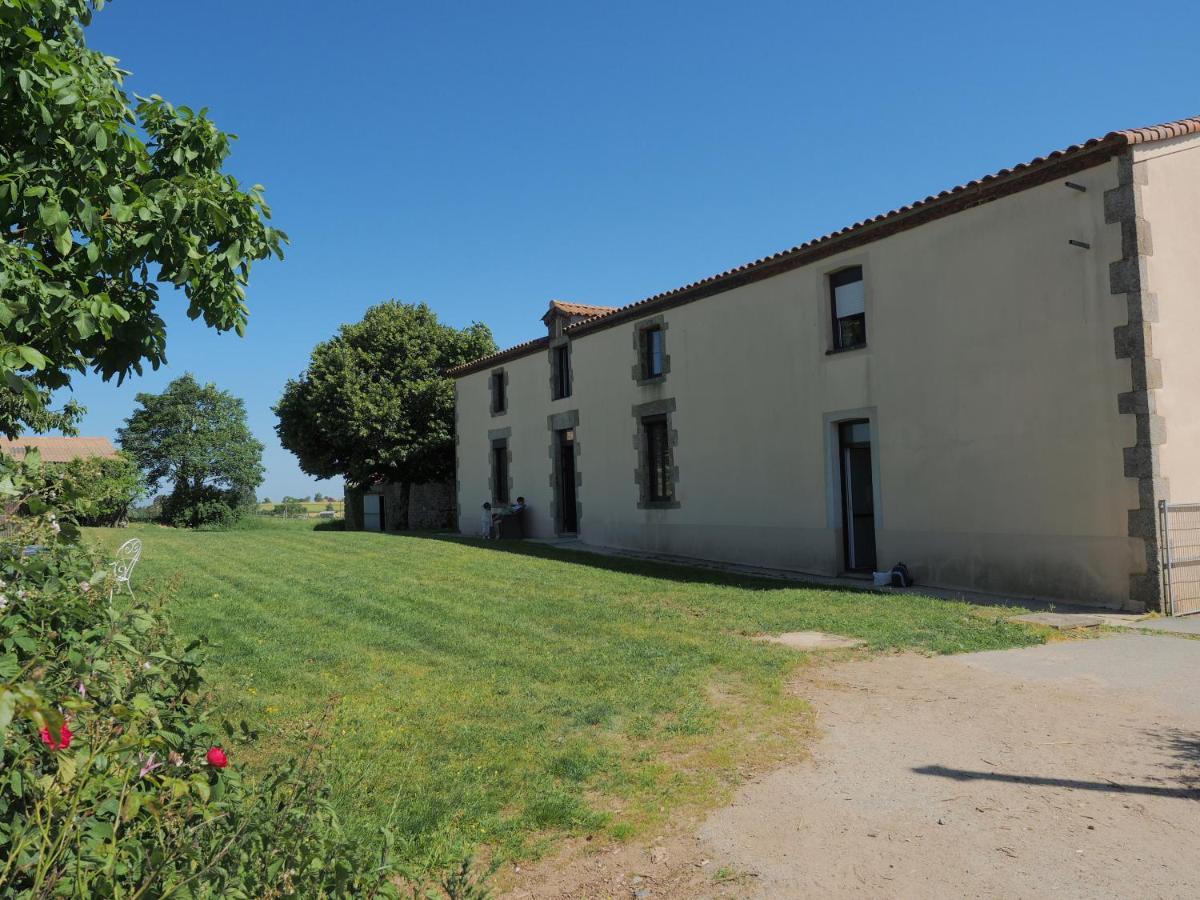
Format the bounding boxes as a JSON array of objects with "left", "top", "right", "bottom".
[{"left": 87, "top": 519, "right": 1044, "bottom": 868}]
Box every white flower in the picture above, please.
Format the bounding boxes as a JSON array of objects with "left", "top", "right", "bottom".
[
  {"left": 51, "top": 521, "right": 61, "bottom": 534},
  {"left": 0, "top": 595, "right": 7, "bottom": 611},
  {"left": 79, "top": 581, "right": 90, "bottom": 593}
]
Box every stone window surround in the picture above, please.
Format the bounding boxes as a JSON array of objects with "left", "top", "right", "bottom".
[
  {"left": 548, "top": 335, "right": 573, "bottom": 401},
  {"left": 489, "top": 367, "right": 509, "bottom": 417},
  {"left": 487, "top": 426, "right": 513, "bottom": 506},
  {"left": 632, "top": 397, "right": 680, "bottom": 510},
  {"left": 547, "top": 409, "right": 581, "bottom": 535},
  {"left": 631, "top": 315, "right": 671, "bottom": 385}
]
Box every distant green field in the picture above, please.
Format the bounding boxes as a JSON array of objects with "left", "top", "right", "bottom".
[
  {"left": 87, "top": 519, "right": 1045, "bottom": 873},
  {"left": 256, "top": 500, "right": 343, "bottom": 516}
]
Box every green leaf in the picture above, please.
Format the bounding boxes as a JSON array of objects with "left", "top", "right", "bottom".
[
  {"left": 74, "top": 312, "right": 96, "bottom": 339},
  {"left": 16, "top": 346, "right": 47, "bottom": 370},
  {"left": 56, "top": 91, "right": 79, "bottom": 106},
  {"left": 54, "top": 229, "right": 73, "bottom": 257},
  {"left": 21, "top": 26, "right": 42, "bottom": 42},
  {"left": 17, "top": 70, "right": 31, "bottom": 93},
  {"left": 95, "top": 128, "right": 108, "bottom": 151}
]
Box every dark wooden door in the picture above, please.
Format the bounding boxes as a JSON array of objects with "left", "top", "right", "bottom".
[
  {"left": 558, "top": 429, "right": 578, "bottom": 534},
  {"left": 839, "top": 421, "right": 876, "bottom": 571}
]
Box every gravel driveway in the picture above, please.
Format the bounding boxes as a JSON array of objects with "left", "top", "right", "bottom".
[{"left": 510, "top": 633, "right": 1200, "bottom": 899}]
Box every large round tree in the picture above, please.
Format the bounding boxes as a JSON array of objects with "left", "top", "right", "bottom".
[
  {"left": 0, "top": 0, "right": 286, "bottom": 437},
  {"left": 274, "top": 301, "right": 495, "bottom": 529},
  {"left": 118, "top": 373, "right": 263, "bottom": 528}
]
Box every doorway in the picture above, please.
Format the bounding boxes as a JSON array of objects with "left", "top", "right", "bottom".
[
  {"left": 838, "top": 420, "right": 876, "bottom": 572},
  {"left": 363, "top": 492, "right": 383, "bottom": 532},
  {"left": 557, "top": 428, "right": 578, "bottom": 534}
]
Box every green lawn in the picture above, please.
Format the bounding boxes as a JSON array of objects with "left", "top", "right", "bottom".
[{"left": 88, "top": 519, "right": 1044, "bottom": 870}]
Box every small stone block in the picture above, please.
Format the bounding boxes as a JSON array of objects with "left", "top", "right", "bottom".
[{"left": 754, "top": 631, "right": 866, "bottom": 650}]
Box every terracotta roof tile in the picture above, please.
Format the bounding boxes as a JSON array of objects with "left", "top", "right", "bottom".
[
  {"left": 547, "top": 300, "right": 618, "bottom": 318},
  {"left": 449, "top": 113, "right": 1200, "bottom": 377},
  {"left": 0, "top": 436, "right": 119, "bottom": 463}
]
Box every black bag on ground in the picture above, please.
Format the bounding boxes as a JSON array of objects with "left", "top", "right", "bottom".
[{"left": 890, "top": 562, "right": 913, "bottom": 588}]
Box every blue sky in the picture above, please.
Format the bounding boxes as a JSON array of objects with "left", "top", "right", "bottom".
[{"left": 60, "top": 0, "right": 1198, "bottom": 500}]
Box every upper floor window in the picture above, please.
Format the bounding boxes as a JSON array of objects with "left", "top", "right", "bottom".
[
  {"left": 830, "top": 266, "right": 866, "bottom": 351},
  {"left": 552, "top": 343, "right": 572, "bottom": 399},
  {"left": 490, "top": 370, "right": 506, "bottom": 415},
  {"left": 641, "top": 326, "right": 665, "bottom": 379}
]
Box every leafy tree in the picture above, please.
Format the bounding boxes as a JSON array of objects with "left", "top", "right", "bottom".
[
  {"left": 0, "top": 0, "right": 286, "bottom": 437},
  {"left": 261, "top": 496, "right": 271, "bottom": 504},
  {"left": 117, "top": 374, "right": 263, "bottom": 528},
  {"left": 275, "top": 302, "right": 495, "bottom": 529}
]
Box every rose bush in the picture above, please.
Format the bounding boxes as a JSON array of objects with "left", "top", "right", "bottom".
[{"left": 0, "top": 451, "right": 490, "bottom": 897}]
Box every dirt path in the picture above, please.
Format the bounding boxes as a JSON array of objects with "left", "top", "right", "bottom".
[{"left": 506, "top": 634, "right": 1200, "bottom": 899}]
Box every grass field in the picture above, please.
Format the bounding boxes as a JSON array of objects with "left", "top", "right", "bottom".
[
  {"left": 255, "top": 500, "right": 343, "bottom": 516},
  {"left": 88, "top": 519, "right": 1045, "bottom": 870}
]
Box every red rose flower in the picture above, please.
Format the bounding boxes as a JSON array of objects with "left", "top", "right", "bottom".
[
  {"left": 206, "top": 746, "right": 228, "bottom": 768},
  {"left": 39, "top": 722, "right": 73, "bottom": 751}
]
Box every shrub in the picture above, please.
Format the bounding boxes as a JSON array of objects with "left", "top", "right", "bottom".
[
  {"left": 161, "top": 486, "right": 245, "bottom": 530},
  {"left": 40, "top": 454, "right": 144, "bottom": 527},
  {"left": 271, "top": 500, "right": 307, "bottom": 519},
  {"left": 0, "top": 452, "right": 491, "bottom": 896}
]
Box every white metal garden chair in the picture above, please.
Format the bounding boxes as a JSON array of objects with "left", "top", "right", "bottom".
[{"left": 110, "top": 538, "right": 142, "bottom": 600}]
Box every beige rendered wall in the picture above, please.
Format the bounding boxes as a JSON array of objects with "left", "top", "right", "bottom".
[
  {"left": 457, "top": 156, "right": 1144, "bottom": 607},
  {"left": 1137, "top": 135, "right": 1200, "bottom": 503}
]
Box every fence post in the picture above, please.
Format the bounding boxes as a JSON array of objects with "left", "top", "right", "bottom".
[{"left": 1159, "top": 499, "right": 1173, "bottom": 616}]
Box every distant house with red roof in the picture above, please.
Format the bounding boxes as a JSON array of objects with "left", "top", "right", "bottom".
[{"left": 0, "top": 436, "right": 120, "bottom": 463}]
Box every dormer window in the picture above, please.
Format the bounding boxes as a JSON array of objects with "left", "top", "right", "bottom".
[{"left": 552, "top": 343, "right": 572, "bottom": 399}]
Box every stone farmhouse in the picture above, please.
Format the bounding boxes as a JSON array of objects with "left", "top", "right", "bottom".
[{"left": 450, "top": 115, "right": 1200, "bottom": 612}]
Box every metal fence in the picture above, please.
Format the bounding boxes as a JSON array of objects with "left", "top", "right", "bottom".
[{"left": 1159, "top": 500, "right": 1200, "bottom": 616}]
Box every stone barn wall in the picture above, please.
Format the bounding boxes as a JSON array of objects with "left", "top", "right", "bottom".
[{"left": 344, "top": 481, "right": 456, "bottom": 532}]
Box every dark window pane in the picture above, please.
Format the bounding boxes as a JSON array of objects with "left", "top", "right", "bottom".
[
  {"left": 492, "top": 372, "right": 506, "bottom": 412},
  {"left": 554, "top": 345, "right": 571, "bottom": 398},
  {"left": 492, "top": 442, "right": 509, "bottom": 504},
  {"left": 644, "top": 416, "right": 672, "bottom": 501},
  {"left": 837, "top": 313, "right": 866, "bottom": 349},
  {"left": 643, "top": 327, "right": 664, "bottom": 378}
]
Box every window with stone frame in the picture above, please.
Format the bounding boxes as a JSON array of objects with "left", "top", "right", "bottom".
[
  {"left": 490, "top": 438, "right": 510, "bottom": 504},
  {"left": 490, "top": 369, "right": 507, "bottom": 415},
  {"left": 551, "top": 343, "right": 572, "bottom": 399},
  {"left": 829, "top": 266, "right": 866, "bottom": 351},
  {"left": 643, "top": 415, "right": 672, "bottom": 501},
  {"left": 641, "top": 326, "right": 665, "bottom": 379}
]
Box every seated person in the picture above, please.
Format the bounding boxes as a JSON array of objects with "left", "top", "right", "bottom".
[{"left": 496, "top": 496, "right": 526, "bottom": 538}]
